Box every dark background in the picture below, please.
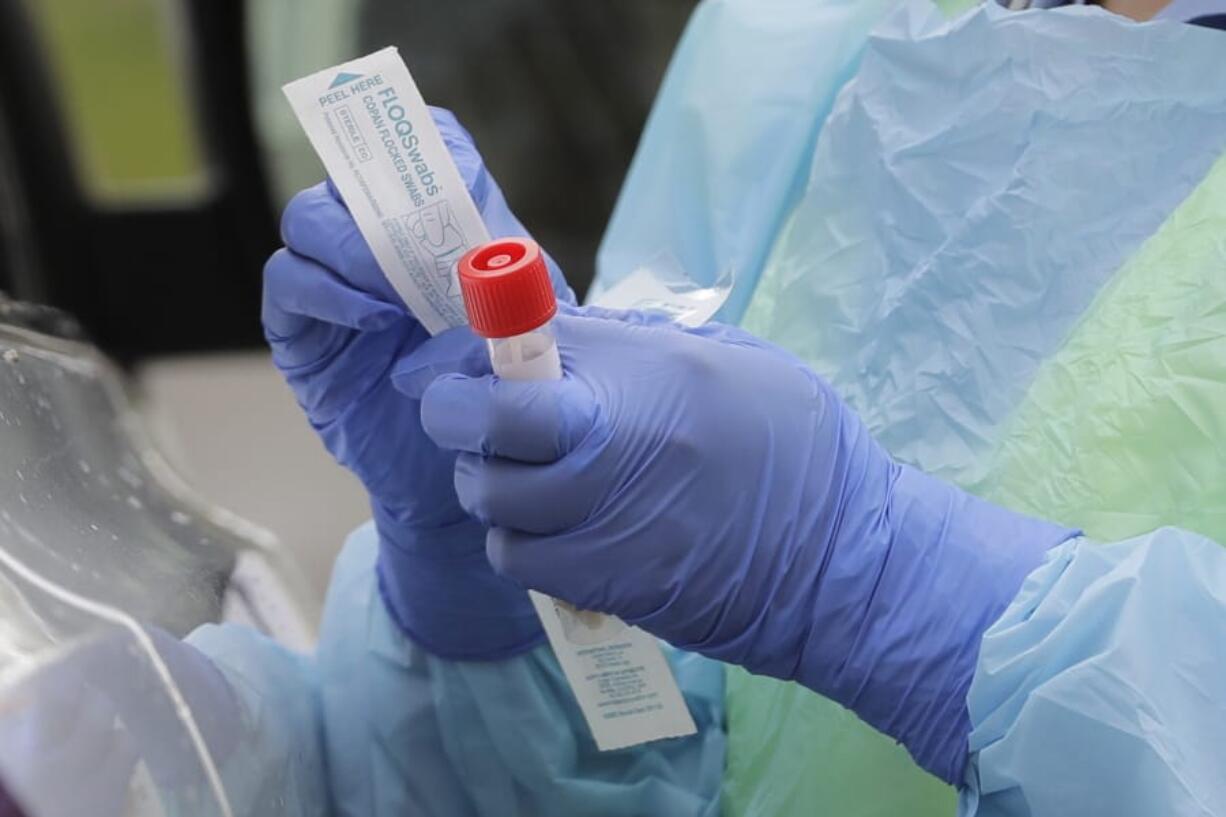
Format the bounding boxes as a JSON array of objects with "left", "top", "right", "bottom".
[{"left": 0, "top": 0, "right": 694, "bottom": 360}]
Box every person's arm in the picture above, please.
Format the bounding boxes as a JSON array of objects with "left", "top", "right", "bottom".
[
  {"left": 413, "top": 308, "right": 1077, "bottom": 785},
  {"left": 959, "top": 528, "right": 1226, "bottom": 816},
  {"left": 418, "top": 308, "right": 1226, "bottom": 813}
]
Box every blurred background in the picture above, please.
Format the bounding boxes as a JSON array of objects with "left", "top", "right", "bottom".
[{"left": 0, "top": 0, "right": 695, "bottom": 597}]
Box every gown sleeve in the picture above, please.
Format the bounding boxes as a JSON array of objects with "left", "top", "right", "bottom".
[{"left": 959, "top": 530, "right": 1226, "bottom": 816}]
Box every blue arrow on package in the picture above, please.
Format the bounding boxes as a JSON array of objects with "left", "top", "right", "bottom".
[{"left": 329, "top": 72, "right": 364, "bottom": 89}]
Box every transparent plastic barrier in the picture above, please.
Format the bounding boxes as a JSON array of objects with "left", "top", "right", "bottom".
[
  {"left": 0, "top": 312, "right": 318, "bottom": 815},
  {"left": 0, "top": 540, "right": 235, "bottom": 817}
]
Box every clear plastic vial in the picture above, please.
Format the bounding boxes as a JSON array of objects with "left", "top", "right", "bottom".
[
  {"left": 458, "top": 237, "right": 561, "bottom": 383},
  {"left": 459, "top": 238, "right": 696, "bottom": 748},
  {"left": 458, "top": 237, "right": 623, "bottom": 644},
  {"left": 487, "top": 322, "right": 561, "bottom": 382}
]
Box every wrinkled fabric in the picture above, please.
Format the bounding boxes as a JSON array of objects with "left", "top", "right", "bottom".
[
  {"left": 981, "top": 150, "right": 1226, "bottom": 546},
  {"left": 742, "top": 1, "right": 1226, "bottom": 489},
  {"left": 958, "top": 146, "right": 1226, "bottom": 817},
  {"left": 595, "top": 0, "right": 900, "bottom": 322},
  {"left": 599, "top": 0, "right": 1226, "bottom": 814},
  {"left": 962, "top": 532, "right": 1226, "bottom": 816},
  {"left": 192, "top": 525, "right": 725, "bottom": 817}
]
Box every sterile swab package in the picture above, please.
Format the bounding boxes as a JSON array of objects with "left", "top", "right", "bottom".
[{"left": 283, "top": 47, "right": 486, "bottom": 335}]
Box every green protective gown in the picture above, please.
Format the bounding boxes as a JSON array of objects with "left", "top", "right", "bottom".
[
  {"left": 682, "top": 3, "right": 1226, "bottom": 816},
  {"left": 727, "top": 151, "right": 1226, "bottom": 817}
]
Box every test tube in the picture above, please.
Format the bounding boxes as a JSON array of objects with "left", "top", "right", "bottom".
[
  {"left": 457, "top": 237, "right": 561, "bottom": 381},
  {"left": 457, "top": 237, "right": 624, "bottom": 646}
]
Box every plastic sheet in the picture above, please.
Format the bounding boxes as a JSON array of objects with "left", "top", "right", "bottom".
[
  {"left": 0, "top": 322, "right": 317, "bottom": 641},
  {"left": 590, "top": 252, "right": 733, "bottom": 328},
  {"left": 0, "top": 328, "right": 229, "bottom": 637},
  {"left": 0, "top": 316, "right": 318, "bottom": 815},
  {"left": 0, "top": 562, "right": 238, "bottom": 817}
]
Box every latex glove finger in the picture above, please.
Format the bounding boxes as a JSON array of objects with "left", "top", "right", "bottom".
[
  {"left": 431, "top": 107, "right": 494, "bottom": 209},
  {"left": 389, "top": 326, "right": 492, "bottom": 400},
  {"left": 421, "top": 372, "right": 597, "bottom": 463},
  {"left": 279, "top": 183, "right": 403, "bottom": 306},
  {"left": 291, "top": 113, "right": 575, "bottom": 311},
  {"left": 263, "top": 248, "right": 401, "bottom": 336},
  {"left": 484, "top": 527, "right": 636, "bottom": 614},
  {"left": 432, "top": 107, "right": 575, "bottom": 304},
  {"left": 263, "top": 250, "right": 401, "bottom": 372},
  {"left": 485, "top": 527, "right": 574, "bottom": 597},
  {"left": 453, "top": 453, "right": 597, "bottom": 534}
]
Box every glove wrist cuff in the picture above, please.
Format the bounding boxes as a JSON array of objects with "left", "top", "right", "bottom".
[
  {"left": 802, "top": 465, "right": 1077, "bottom": 784},
  {"left": 374, "top": 505, "right": 545, "bottom": 661}
]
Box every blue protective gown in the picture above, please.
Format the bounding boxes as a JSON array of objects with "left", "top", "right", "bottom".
[
  {"left": 188, "top": 526, "right": 726, "bottom": 817},
  {"left": 186, "top": 527, "right": 1226, "bottom": 816}
]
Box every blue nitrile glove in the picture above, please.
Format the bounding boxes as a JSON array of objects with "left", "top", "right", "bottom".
[
  {"left": 409, "top": 305, "right": 1077, "bottom": 783},
  {"left": 262, "top": 108, "right": 572, "bottom": 660}
]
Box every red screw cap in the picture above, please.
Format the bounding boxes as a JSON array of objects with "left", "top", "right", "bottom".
[{"left": 457, "top": 237, "right": 557, "bottom": 338}]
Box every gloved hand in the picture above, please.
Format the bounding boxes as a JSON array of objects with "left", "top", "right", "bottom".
[
  {"left": 263, "top": 108, "right": 571, "bottom": 659},
  {"left": 411, "top": 305, "right": 1076, "bottom": 783}
]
